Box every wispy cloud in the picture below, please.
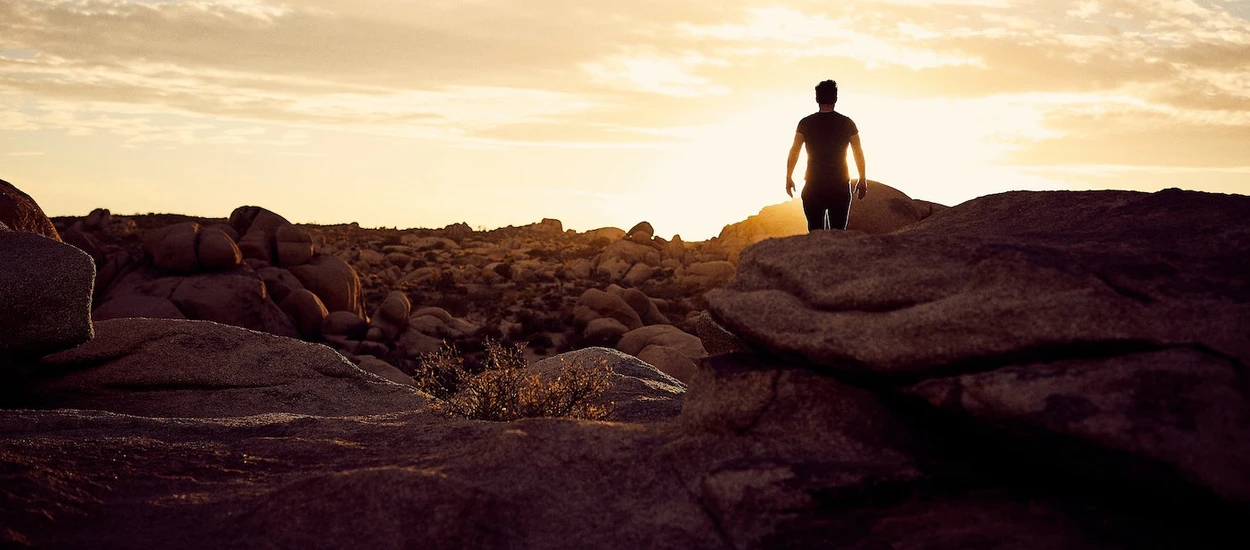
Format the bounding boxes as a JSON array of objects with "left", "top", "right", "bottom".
[{"left": 0, "top": 0, "right": 1247, "bottom": 171}]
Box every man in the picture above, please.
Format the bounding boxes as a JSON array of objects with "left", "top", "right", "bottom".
[{"left": 786, "top": 80, "right": 867, "bottom": 231}]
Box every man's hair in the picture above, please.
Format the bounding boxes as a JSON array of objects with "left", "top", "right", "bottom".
[{"left": 815, "top": 80, "right": 838, "bottom": 104}]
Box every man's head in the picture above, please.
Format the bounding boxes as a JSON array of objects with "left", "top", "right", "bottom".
[{"left": 815, "top": 80, "right": 838, "bottom": 105}]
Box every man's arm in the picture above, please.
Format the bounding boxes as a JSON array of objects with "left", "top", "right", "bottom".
[
  {"left": 850, "top": 134, "right": 867, "bottom": 199},
  {"left": 786, "top": 132, "right": 804, "bottom": 197}
]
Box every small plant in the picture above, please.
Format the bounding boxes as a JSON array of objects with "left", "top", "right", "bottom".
[
  {"left": 411, "top": 343, "right": 467, "bottom": 400},
  {"left": 415, "top": 340, "right": 613, "bottom": 421}
]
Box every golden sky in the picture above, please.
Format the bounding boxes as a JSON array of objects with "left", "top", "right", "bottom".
[{"left": 2, "top": 0, "right": 1248, "bottom": 239}]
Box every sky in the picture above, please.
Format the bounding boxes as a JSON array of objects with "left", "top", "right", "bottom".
[{"left": 1, "top": 0, "right": 1248, "bottom": 240}]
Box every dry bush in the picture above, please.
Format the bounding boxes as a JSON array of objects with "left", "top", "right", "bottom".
[
  {"left": 416, "top": 340, "right": 612, "bottom": 421},
  {"left": 411, "top": 344, "right": 466, "bottom": 400}
]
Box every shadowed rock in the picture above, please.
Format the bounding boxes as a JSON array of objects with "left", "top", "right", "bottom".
[
  {"left": 0, "top": 232, "right": 95, "bottom": 359},
  {"left": 708, "top": 188, "right": 1250, "bottom": 506},
  {"left": 143, "top": 222, "right": 243, "bottom": 273},
  {"left": 905, "top": 347, "right": 1250, "bottom": 501},
  {"left": 617, "top": 325, "right": 707, "bottom": 382},
  {"left": 288, "top": 255, "right": 365, "bottom": 318},
  {"left": 280, "top": 288, "right": 329, "bottom": 340}
]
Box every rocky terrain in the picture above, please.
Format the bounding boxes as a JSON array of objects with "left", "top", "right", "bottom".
[
  {"left": 3, "top": 175, "right": 1248, "bottom": 549},
  {"left": 43, "top": 178, "right": 937, "bottom": 385}
]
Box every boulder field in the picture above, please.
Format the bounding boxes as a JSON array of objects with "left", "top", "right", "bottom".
[{"left": 2, "top": 183, "right": 1248, "bottom": 549}]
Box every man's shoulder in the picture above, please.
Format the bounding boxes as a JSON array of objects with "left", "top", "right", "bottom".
[{"left": 800, "top": 111, "right": 855, "bottom": 123}]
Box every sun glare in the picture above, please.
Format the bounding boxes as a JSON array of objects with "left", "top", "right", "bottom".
[{"left": 634, "top": 90, "right": 1070, "bottom": 239}]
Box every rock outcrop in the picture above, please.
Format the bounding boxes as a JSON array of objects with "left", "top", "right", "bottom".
[
  {"left": 143, "top": 222, "right": 243, "bottom": 273},
  {"left": 10, "top": 318, "right": 427, "bottom": 417},
  {"left": 708, "top": 190, "right": 1249, "bottom": 381},
  {"left": 0, "top": 232, "right": 95, "bottom": 360},
  {"left": 2, "top": 189, "right": 1248, "bottom": 550},
  {"left": 287, "top": 255, "right": 365, "bottom": 318},
  {"left": 95, "top": 266, "right": 299, "bottom": 338},
  {"left": 615, "top": 325, "right": 707, "bottom": 382},
  {"left": 0, "top": 178, "right": 61, "bottom": 241},
  {"left": 708, "top": 189, "right": 1250, "bottom": 504}
]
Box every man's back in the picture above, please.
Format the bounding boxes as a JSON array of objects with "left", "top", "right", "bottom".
[{"left": 797, "top": 111, "right": 858, "bottom": 183}]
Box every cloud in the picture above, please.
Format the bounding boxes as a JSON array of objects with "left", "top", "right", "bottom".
[{"left": 0, "top": 0, "right": 1246, "bottom": 179}]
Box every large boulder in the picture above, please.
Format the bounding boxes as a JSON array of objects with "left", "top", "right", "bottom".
[
  {"left": 708, "top": 190, "right": 1250, "bottom": 380},
  {"left": 255, "top": 266, "right": 306, "bottom": 303},
  {"left": 0, "top": 178, "right": 60, "bottom": 241},
  {"left": 625, "top": 221, "right": 655, "bottom": 244},
  {"left": 229, "top": 206, "right": 294, "bottom": 263},
  {"left": 323, "top": 310, "right": 369, "bottom": 340},
  {"left": 280, "top": 288, "right": 329, "bottom": 340},
  {"left": 83, "top": 208, "right": 112, "bottom": 231},
  {"left": 708, "top": 189, "right": 1250, "bottom": 503},
  {"left": 11, "top": 318, "right": 427, "bottom": 417},
  {"left": 274, "top": 223, "right": 314, "bottom": 267},
  {"left": 167, "top": 271, "right": 299, "bottom": 338},
  {"left": 143, "top": 222, "right": 199, "bottom": 273},
  {"left": 0, "top": 232, "right": 95, "bottom": 359},
  {"left": 368, "top": 291, "right": 411, "bottom": 342},
  {"left": 616, "top": 325, "right": 707, "bottom": 382},
  {"left": 229, "top": 206, "right": 315, "bottom": 268},
  {"left": 605, "top": 285, "right": 667, "bottom": 326},
  {"left": 143, "top": 222, "right": 242, "bottom": 273},
  {"left": 287, "top": 255, "right": 365, "bottom": 318},
  {"left": 572, "top": 288, "right": 643, "bottom": 332},
  {"left": 95, "top": 266, "right": 299, "bottom": 338},
  {"left": 583, "top": 317, "right": 629, "bottom": 347}
]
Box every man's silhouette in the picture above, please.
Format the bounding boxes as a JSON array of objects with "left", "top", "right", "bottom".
[{"left": 786, "top": 80, "right": 867, "bottom": 231}]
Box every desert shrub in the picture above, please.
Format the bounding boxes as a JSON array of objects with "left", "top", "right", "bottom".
[
  {"left": 412, "top": 344, "right": 467, "bottom": 400},
  {"left": 416, "top": 340, "right": 612, "bottom": 421}
]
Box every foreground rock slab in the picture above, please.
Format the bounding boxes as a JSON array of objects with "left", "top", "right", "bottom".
[
  {"left": 4, "top": 352, "right": 1189, "bottom": 550},
  {"left": 709, "top": 189, "right": 1250, "bottom": 380},
  {"left": 8, "top": 318, "right": 427, "bottom": 417}
]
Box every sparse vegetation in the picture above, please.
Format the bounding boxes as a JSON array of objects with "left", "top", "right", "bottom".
[{"left": 415, "top": 339, "right": 612, "bottom": 421}]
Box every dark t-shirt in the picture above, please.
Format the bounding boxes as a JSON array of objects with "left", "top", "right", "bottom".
[{"left": 796, "top": 111, "right": 858, "bottom": 183}]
